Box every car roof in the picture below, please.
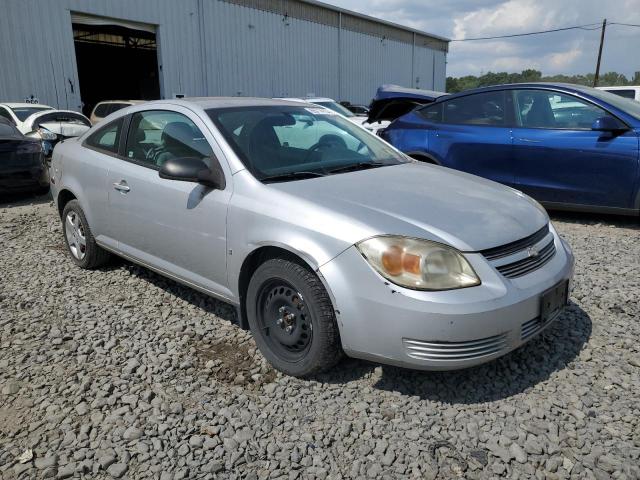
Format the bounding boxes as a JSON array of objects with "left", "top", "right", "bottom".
[
  {"left": 279, "top": 97, "right": 335, "bottom": 103},
  {"left": 0, "top": 103, "right": 53, "bottom": 109},
  {"left": 26, "top": 109, "right": 89, "bottom": 121},
  {"left": 438, "top": 83, "right": 603, "bottom": 102},
  {"left": 373, "top": 85, "right": 447, "bottom": 102},
  {"left": 139, "top": 97, "right": 318, "bottom": 109},
  {"left": 596, "top": 85, "right": 640, "bottom": 90},
  {"left": 95, "top": 100, "right": 146, "bottom": 105}
]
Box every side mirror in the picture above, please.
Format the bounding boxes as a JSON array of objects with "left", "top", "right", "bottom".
[
  {"left": 591, "top": 116, "right": 624, "bottom": 132},
  {"left": 159, "top": 156, "right": 226, "bottom": 190}
]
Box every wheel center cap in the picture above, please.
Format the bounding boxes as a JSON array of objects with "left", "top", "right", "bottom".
[{"left": 277, "top": 306, "right": 296, "bottom": 334}]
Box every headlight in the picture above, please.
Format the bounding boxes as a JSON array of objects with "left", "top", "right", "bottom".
[
  {"left": 356, "top": 236, "right": 480, "bottom": 291},
  {"left": 38, "top": 129, "right": 57, "bottom": 140}
]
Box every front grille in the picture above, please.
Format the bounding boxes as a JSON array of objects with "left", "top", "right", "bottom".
[
  {"left": 496, "top": 239, "right": 556, "bottom": 278},
  {"left": 403, "top": 332, "right": 508, "bottom": 362},
  {"left": 480, "top": 225, "right": 549, "bottom": 261}
]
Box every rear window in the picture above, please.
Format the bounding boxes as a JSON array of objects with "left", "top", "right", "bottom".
[
  {"left": 93, "top": 104, "right": 111, "bottom": 118},
  {"left": 9, "top": 106, "right": 53, "bottom": 121},
  {"left": 31, "top": 112, "right": 91, "bottom": 131},
  {"left": 605, "top": 89, "right": 636, "bottom": 100}
]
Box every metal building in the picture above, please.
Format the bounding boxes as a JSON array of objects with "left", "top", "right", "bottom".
[{"left": 0, "top": 0, "right": 449, "bottom": 115}]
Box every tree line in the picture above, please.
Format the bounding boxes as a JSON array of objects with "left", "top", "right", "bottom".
[{"left": 446, "top": 69, "right": 640, "bottom": 93}]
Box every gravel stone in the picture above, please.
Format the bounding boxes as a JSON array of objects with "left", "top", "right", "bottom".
[
  {"left": 1, "top": 197, "right": 638, "bottom": 480},
  {"left": 107, "top": 462, "right": 128, "bottom": 478}
]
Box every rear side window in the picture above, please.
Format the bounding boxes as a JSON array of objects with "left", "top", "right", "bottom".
[
  {"left": 442, "top": 91, "right": 506, "bottom": 126},
  {"left": 84, "top": 117, "right": 124, "bottom": 154},
  {"left": 417, "top": 103, "right": 443, "bottom": 123}
]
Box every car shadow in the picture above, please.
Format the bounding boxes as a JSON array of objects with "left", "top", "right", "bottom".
[
  {"left": 113, "top": 260, "right": 238, "bottom": 324},
  {"left": 104, "top": 258, "right": 591, "bottom": 403},
  {"left": 315, "top": 301, "right": 591, "bottom": 403}
]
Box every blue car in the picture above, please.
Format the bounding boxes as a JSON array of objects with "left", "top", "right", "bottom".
[{"left": 378, "top": 83, "right": 640, "bottom": 215}]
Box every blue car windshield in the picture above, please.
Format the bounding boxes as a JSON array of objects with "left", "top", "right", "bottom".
[
  {"left": 208, "top": 105, "right": 408, "bottom": 182},
  {"left": 577, "top": 86, "right": 640, "bottom": 121}
]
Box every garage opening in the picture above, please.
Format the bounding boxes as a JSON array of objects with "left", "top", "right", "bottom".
[{"left": 72, "top": 14, "right": 160, "bottom": 117}]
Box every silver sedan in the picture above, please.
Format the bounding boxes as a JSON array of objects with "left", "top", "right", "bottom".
[{"left": 50, "top": 97, "right": 574, "bottom": 377}]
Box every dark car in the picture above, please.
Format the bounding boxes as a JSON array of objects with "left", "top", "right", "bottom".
[
  {"left": 380, "top": 83, "right": 640, "bottom": 215},
  {"left": 368, "top": 85, "right": 447, "bottom": 127},
  {"left": 0, "top": 118, "right": 49, "bottom": 195},
  {"left": 340, "top": 101, "right": 369, "bottom": 116}
]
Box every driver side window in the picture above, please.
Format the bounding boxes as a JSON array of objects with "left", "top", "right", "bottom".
[
  {"left": 125, "top": 110, "right": 213, "bottom": 168},
  {"left": 514, "top": 90, "right": 619, "bottom": 130}
]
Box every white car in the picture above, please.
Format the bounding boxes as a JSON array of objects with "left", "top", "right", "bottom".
[
  {"left": 0, "top": 103, "right": 54, "bottom": 133},
  {"left": 0, "top": 103, "right": 91, "bottom": 155},
  {"left": 596, "top": 86, "right": 640, "bottom": 102},
  {"left": 90, "top": 100, "right": 146, "bottom": 124},
  {"left": 280, "top": 97, "right": 387, "bottom": 133}
]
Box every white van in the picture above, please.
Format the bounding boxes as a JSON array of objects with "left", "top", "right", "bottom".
[{"left": 596, "top": 86, "right": 640, "bottom": 101}]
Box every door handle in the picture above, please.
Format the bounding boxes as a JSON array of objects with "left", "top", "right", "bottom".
[
  {"left": 518, "top": 138, "right": 542, "bottom": 143},
  {"left": 113, "top": 181, "right": 130, "bottom": 193}
]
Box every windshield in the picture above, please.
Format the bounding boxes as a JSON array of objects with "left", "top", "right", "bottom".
[
  {"left": 9, "top": 106, "right": 53, "bottom": 121},
  {"left": 207, "top": 105, "right": 408, "bottom": 182},
  {"left": 575, "top": 86, "right": 640, "bottom": 121},
  {"left": 313, "top": 101, "right": 355, "bottom": 117}
]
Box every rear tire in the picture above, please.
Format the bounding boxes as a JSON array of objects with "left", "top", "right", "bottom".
[
  {"left": 61, "top": 200, "right": 110, "bottom": 269},
  {"left": 246, "top": 258, "right": 342, "bottom": 377}
]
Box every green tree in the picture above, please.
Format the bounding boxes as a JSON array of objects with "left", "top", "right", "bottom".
[{"left": 445, "top": 69, "right": 634, "bottom": 93}]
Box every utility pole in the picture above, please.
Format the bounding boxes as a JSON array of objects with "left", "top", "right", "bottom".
[{"left": 593, "top": 18, "right": 607, "bottom": 87}]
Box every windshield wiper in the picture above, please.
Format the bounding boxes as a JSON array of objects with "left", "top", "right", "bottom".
[
  {"left": 327, "top": 162, "right": 387, "bottom": 174},
  {"left": 260, "top": 171, "right": 326, "bottom": 183}
]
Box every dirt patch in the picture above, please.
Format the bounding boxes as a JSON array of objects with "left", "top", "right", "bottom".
[{"left": 195, "top": 340, "right": 276, "bottom": 388}]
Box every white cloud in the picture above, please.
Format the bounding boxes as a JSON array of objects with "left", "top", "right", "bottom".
[{"left": 328, "top": 0, "right": 640, "bottom": 78}]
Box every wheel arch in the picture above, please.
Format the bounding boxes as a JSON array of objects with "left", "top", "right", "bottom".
[
  {"left": 57, "top": 189, "right": 78, "bottom": 218},
  {"left": 236, "top": 245, "right": 337, "bottom": 330},
  {"left": 405, "top": 151, "right": 441, "bottom": 165}
]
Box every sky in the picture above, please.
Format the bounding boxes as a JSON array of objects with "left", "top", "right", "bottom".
[{"left": 327, "top": 0, "right": 640, "bottom": 78}]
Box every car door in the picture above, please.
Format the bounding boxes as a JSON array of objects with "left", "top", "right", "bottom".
[
  {"left": 511, "top": 89, "right": 639, "bottom": 209},
  {"left": 107, "top": 107, "right": 233, "bottom": 298},
  {"left": 422, "top": 90, "right": 516, "bottom": 187}
]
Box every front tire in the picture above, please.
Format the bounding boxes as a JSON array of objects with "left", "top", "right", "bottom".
[
  {"left": 61, "top": 200, "right": 110, "bottom": 269},
  {"left": 246, "top": 258, "right": 342, "bottom": 377}
]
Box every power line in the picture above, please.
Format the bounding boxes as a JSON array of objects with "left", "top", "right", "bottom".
[
  {"left": 609, "top": 22, "right": 640, "bottom": 28},
  {"left": 449, "top": 21, "right": 640, "bottom": 42}
]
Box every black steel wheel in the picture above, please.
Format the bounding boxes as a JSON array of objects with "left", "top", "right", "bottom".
[
  {"left": 247, "top": 257, "right": 342, "bottom": 377},
  {"left": 256, "top": 279, "right": 313, "bottom": 362}
]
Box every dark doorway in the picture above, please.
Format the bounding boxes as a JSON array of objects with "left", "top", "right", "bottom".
[{"left": 73, "top": 23, "right": 160, "bottom": 117}]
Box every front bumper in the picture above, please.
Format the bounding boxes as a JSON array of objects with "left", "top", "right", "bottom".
[{"left": 319, "top": 228, "right": 575, "bottom": 371}]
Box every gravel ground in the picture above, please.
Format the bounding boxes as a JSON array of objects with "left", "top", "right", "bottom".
[{"left": 1, "top": 194, "right": 639, "bottom": 480}]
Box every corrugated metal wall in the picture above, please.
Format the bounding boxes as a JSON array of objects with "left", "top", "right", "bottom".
[{"left": 0, "top": 0, "right": 447, "bottom": 110}]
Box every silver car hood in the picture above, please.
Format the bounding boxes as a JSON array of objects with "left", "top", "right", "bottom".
[{"left": 271, "top": 163, "right": 547, "bottom": 252}]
